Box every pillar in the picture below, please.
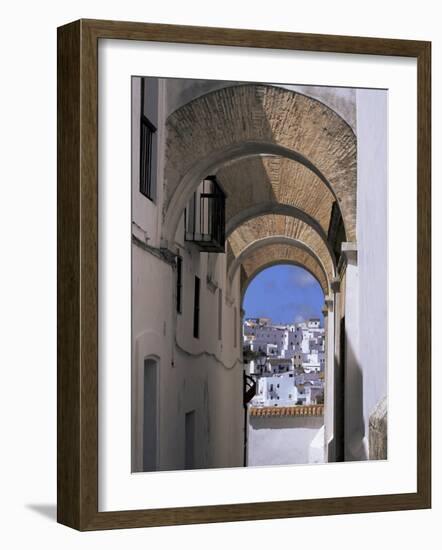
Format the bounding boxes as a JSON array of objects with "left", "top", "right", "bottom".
[
  {"left": 341, "top": 242, "right": 365, "bottom": 461},
  {"left": 323, "top": 295, "right": 335, "bottom": 462},
  {"left": 331, "top": 276, "right": 343, "bottom": 461}
]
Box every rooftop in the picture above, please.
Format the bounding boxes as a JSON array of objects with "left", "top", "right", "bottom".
[{"left": 249, "top": 405, "right": 324, "bottom": 417}]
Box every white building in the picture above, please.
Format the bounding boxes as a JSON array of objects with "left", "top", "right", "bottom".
[
  {"left": 244, "top": 317, "right": 325, "bottom": 373},
  {"left": 253, "top": 372, "right": 298, "bottom": 407}
]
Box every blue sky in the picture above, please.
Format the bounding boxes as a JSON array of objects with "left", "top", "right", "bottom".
[{"left": 242, "top": 265, "right": 324, "bottom": 325}]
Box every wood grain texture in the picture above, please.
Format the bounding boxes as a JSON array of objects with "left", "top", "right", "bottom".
[
  {"left": 416, "top": 41, "right": 431, "bottom": 507},
  {"left": 57, "top": 20, "right": 81, "bottom": 529},
  {"left": 57, "top": 19, "right": 431, "bottom": 531}
]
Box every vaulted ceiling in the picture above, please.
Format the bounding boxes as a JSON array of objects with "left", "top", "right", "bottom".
[
  {"left": 227, "top": 214, "right": 334, "bottom": 285},
  {"left": 164, "top": 83, "right": 356, "bottom": 295}
]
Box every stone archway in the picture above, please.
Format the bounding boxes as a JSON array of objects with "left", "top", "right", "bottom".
[
  {"left": 240, "top": 259, "right": 327, "bottom": 312},
  {"left": 238, "top": 242, "right": 329, "bottom": 297},
  {"left": 227, "top": 214, "right": 336, "bottom": 287},
  {"left": 163, "top": 84, "right": 356, "bottom": 246},
  {"left": 228, "top": 236, "right": 331, "bottom": 294},
  {"left": 221, "top": 156, "right": 336, "bottom": 238}
]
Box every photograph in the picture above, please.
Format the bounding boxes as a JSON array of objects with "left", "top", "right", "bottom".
[
  {"left": 0, "top": 0, "right": 435, "bottom": 542},
  {"left": 130, "top": 76, "right": 388, "bottom": 472}
]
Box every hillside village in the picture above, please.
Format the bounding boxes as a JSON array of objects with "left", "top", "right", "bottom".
[{"left": 243, "top": 317, "right": 325, "bottom": 408}]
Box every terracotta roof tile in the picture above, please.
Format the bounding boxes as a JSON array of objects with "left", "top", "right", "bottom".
[{"left": 249, "top": 405, "right": 324, "bottom": 417}]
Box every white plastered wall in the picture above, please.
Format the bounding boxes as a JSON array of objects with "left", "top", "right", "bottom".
[{"left": 356, "top": 88, "right": 388, "bottom": 456}]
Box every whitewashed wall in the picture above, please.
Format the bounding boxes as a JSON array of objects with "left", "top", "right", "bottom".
[
  {"left": 356, "top": 89, "right": 388, "bottom": 458},
  {"left": 132, "top": 77, "right": 244, "bottom": 472},
  {"left": 248, "top": 415, "right": 324, "bottom": 466}
]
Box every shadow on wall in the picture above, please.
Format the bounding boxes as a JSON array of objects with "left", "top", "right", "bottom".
[
  {"left": 340, "top": 333, "right": 387, "bottom": 462},
  {"left": 220, "top": 156, "right": 279, "bottom": 226},
  {"left": 344, "top": 334, "right": 366, "bottom": 461},
  {"left": 222, "top": 153, "right": 279, "bottom": 268},
  {"left": 249, "top": 415, "right": 323, "bottom": 431}
]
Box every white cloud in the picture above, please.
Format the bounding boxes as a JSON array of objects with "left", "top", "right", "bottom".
[{"left": 289, "top": 269, "right": 317, "bottom": 288}]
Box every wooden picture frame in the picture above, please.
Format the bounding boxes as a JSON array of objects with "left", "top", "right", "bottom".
[{"left": 57, "top": 18, "right": 431, "bottom": 531}]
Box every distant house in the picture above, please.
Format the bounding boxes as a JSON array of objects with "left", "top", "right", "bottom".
[
  {"left": 243, "top": 317, "right": 325, "bottom": 374},
  {"left": 252, "top": 372, "right": 299, "bottom": 407}
]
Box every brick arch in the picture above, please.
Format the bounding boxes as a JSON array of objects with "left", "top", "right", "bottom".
[
  {"left": 220, "top": 156, "right": 335, "bottom": 236},
  {"left": 163, "top": 84, "right": 356, "bottom": 244},
  {"left": 225, "top": 201, "right": 329, "bottom": 242},
  {"left": 227, "top": 214, "right": 335, "bottom": 284},
  {"left": 228, "top": 236, "right": 330, "bottom": 290},
  {"left": 239, "top": 243, "right": 328, "bottom": 298}
]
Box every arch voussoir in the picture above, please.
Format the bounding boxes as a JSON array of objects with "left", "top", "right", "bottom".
[{"left": 164, "top": 84, "right": 356, "bottom": 245}]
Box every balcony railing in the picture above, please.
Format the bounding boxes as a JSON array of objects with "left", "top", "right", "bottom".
[{"left": 184, "top": 176, "right": 226, "bottom": 253}]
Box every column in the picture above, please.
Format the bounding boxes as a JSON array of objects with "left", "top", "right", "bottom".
[
  {"left": 341, "top": 242, "right": 365, "bottom": 461},
  {"left": 331, "top": 276, "right": 342, "bottom": 461},
  {"left": 323, "top": 295, "right": 335, "bottom": 462}
]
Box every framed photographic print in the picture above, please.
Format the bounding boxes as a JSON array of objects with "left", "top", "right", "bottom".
[{"left": 57, "top": 19, "right": 431, "bottom": 530}]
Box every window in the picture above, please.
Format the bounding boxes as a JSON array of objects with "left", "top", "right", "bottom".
[
  {"left": 139, "top": 116, "right": 156, "bottom": 199},
  {"left": 185, "top": 410, "right": 196, "bottom": 470},
  {"left": 176, "top": 256, "right": 183, "bottom": 314},
  {"left": 193, "top": 276, "right": 200, "bottom": 339},
  {"left": 143, "top": 358, "right": 158, "bottom": 472},
  {"left": 234, "top": 307, "right": 238, "bottom": 348},
  {"left": 184, "top": 176, "right": 226, "bottom": 252},
  {"left": 139, "top": 78, "right": 158, "bottom": 201},
  {"left": 218, "top": 289, "right": 222, "bottom": 341}
]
